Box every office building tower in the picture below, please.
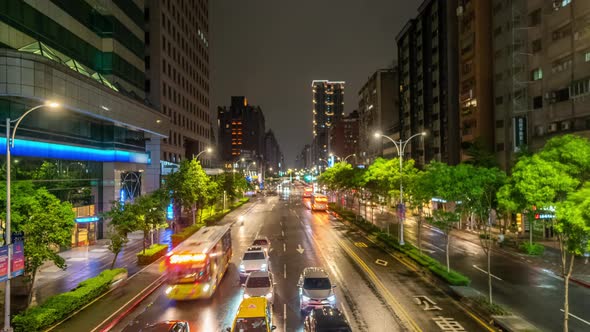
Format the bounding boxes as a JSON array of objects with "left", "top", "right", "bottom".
[
  {"left": 312, "top": 80, "right": 345, "bottom": 163},
  {"left": 0, "top": 0, "right": 168, "bottom": 243},
  {"left": 331, "top": 110, "right": 360, "bottom": 164},
  {"left": 145, "top": 0, "right": 211, "bottom": 166}
]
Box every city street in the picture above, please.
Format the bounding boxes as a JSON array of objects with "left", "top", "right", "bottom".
[
  {"left": 351, "top": 199, "right": 590, "bottom": 332},
  {"left": 114, "top": 188, "right": 489, "bottom": 332}
]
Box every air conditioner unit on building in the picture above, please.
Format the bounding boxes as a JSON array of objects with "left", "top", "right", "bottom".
[
  {"left": 561, "top": 121, "right": 571, "bottom": 130},
  {"left": 548, "top": 123, "right": 558, "bottom": 133}
]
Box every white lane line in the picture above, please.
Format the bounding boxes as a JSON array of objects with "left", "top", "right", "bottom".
[
  {"left": 473, "top": 265, "right": 503, "bottom": 281},
  {"left": 560, "top": 309, "right": 590, "bottom": 326},
  {"left": 283, "top": 243, "right": 286, "bottom": 252},
  {"left": 429, "top": 243, "right": 445, "bottom": 252},
  {"left": 283, "top": 303, "right": 287, "bottom": 332},
  {"left": 284, "top": 264, "right": 287, "bottom": 279},
  {"left": 282, "top": 230, "right": 285, "bottom": 237},
  {"left": 340, "top": 304, "right": 351, "bottom": 325}
]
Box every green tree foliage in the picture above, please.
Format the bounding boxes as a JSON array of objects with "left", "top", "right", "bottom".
[
  {"left": 166, "top": 159, "right": 209, "bottom": 224},
  {"left": 463, "top": 138, "right": 498, "bottom": 168},
  {"left": 102, "top": 201, "right": 138, "bottom": 268},
  {"left": 135, "top": 190, "right": 168, "bottom": 254}
]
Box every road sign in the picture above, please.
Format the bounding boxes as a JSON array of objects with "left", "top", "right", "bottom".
[{"left": 0, "top": 241, "right": 25, "bottom": 282}]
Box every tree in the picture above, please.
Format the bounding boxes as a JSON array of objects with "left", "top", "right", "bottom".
[
  {"left": 463, "top": 138, "right": 498, "bottom": 168},
  {"left": 20, "top": 188, "right": 75, "bottom": 306},
  {"left": 135, "top": 190, "right": 168, "bottom": 253},
  {"left": 406, "top": 169, "right": 435, "bottom": 253},
  {"left": 102, "top": 201, "right": 138, "bottom": 269},
  {"left": 555, "top": 185, "right": 590, "bottom": 332},
  {"left": 501, "top": 135, "right": 590, "bottom": 331},
  {"left": 166, "top": 159, "right": 210, "bottom": 225}
]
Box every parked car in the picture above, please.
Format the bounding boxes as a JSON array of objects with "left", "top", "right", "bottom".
[
  {"left": 298, "top": 267, "right": 336, "bottom": 313},
  {"left": 140, "top": 320, "right": 190, "bottom": 332},
  {"left": 243, "top": 271, "right": 275, "bottom": 304},
  {"left": 239, "top": 246, "right": 270, "bottom": 280},
  {"left": 304, "top": 307, "right": 352, "bottom": 332}
]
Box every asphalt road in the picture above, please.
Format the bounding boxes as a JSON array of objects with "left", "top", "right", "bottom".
[{"left": 114, "top": 187, "right": 492, "bottom": 332}]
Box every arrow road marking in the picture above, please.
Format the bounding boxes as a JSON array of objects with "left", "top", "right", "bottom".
[
  {"left": 413, "top": 295, "right": 442, "bottom": 311},
  {"left": 296, "top": 244, "right": 305, "bottom": 254},
  {"left": 375, "top": 259, "right": 388, "bottom": 267},
  {"left": 560, "top": 309, "right": 590, "bottom": 326},
  {"left": 473, "top": 265, "right": 502, "bottom": 281}
]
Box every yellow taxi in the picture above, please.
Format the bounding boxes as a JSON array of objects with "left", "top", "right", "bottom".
[{"left": 227, "top": 297, "right": 276, "bottom": 332}]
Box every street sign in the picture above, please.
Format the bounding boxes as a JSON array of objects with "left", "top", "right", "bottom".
[{"left": 0, "top": 241, "right": 25, "bottom": 282}]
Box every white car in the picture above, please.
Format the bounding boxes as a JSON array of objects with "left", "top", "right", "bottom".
[
  {"left": 239, "top": 246, "right": 270, "bottom": 280},
  {"left": 243, "top": 271, "right": 275, "bottom": 304},
  {"left": 251, "top": 237, "right": 271, "bottom": 253},
  {"left": 298, "top": 267, "right": 336, "bottom": 313}
]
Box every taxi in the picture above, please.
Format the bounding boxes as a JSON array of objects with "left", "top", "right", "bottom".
[{"left": 227, "top": 297, "right": 276, "bottom": 332}]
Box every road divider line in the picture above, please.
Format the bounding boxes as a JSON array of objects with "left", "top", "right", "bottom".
[
  {"left": 281, "top": 230, "right": 285, "bottom": 237},
  {"left": 283, "top": 243, "right": 286, "bottom": 252},
  {"left": 333, "top": 236, "right": 422, "bottom": 332},
  {"left": 473, "top": 265, "right": 502, "bottom": 281},
  {"left": 429, "top": 243, "right": 445, "bottom": 252},
  {"left": 283, "top": 303, "right": 287, "bottom": 332},
  {"left": 560, "top": 309, "right": 590, "bottom": 326},
  {"left": 284, "top": 264, "right": 287, "bottom": 279}
]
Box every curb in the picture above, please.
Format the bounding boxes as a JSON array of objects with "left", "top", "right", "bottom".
[
  {"left": 96, "top": 274, "right": 166, "bottom": 332},
  {"left": 570, "top": 276, "right": 590, "bottom": 289}
]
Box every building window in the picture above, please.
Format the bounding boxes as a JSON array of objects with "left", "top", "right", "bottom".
[
  {"left": 532, "top": 39, "right": 542, "bottom": 53},
  {"left": 562, "top": 0, "right": 572, "bottom": 7},
  {"left": 585, "top": 51, "right": 590, "bottom": 62},
  {"left": 556, "top": 88, "right": 569, "bottom": 102},
  {"left": 533, "top": 96, "right": 543, "bottom": 109},
  {"left": 532, "top": 68, "right": 543, "bottom": 81},
  {"left": 529, "top": 9, "right": 541, "bottom": 26}
]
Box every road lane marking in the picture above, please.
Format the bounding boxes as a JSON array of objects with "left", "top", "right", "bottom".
[
  {"left": 340, "top": 304, "right": 352, "bottom": 325},
  {"left": 333, "top": 237, "right": 422, "bottom": 332},
  {"left": 413, "top": 296, "right": 442, "bottom": 311},
  {"left": 284, "top": 264, "right": 287, "bottom": 279},
  {"left": 472, "top": 265, "right": 502, "bottom": 281},
  {"left": 375, "top": 259, "right": 388, "bottom": 266},
  {"left": 432, "top": 316, "right": 466, "bottom": 331},
  {"left": 429, "top": 243, "right": 445, "bottom": 252},
  {"left": 296, "top": 244, "right": 305, "bottom": 254},
  {"left": 281, "top": 230, "right": 285, "bottom": 237},
  {"left": 283, "top": 243, "right": 286, "bottom": 252},
  {"left": 283, "top": 303, "right": 287, "bottom": 332},
  {"left": 560, "top": 309, "right": 590, "bottom": 326},
  {"left": 354, "top": 241, "right": 368, "bottom": 248}
]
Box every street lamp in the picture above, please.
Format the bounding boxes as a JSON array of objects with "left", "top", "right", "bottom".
[
  {"left": 5, "top": 101, "right": 60, "bottom": 331},
  {"left": 194, "top": 147, "right": 212, "bottom": 160},
  {"left": 246, "top": 161, "right": 256, "bottom": 177},
  {"left": 343, "top": 153, "right": 356, "bottom": 163},
  {"left": 374, "top": 131, "right": 426, "bottom": 245}
]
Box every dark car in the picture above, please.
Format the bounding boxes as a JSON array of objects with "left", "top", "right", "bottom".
[
  {"left": 141, "top": 320, "right": 190, "bottom": 332},
  {"left": 303, "top": 307, "right": 352, "bottom": 332}
]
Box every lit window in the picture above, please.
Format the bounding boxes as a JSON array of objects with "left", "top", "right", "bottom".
[
  {"left": 562, "top": 0, "right": 571, "bottom": 7},
  {"left": 532, "top": 68, "right": 543, "bottom": 81},
  {"left": 585, "top": 51, "right": 590, "bottom": 62}
]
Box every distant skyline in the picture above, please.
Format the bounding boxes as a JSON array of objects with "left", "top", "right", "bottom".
[{"left": 210, "top": 0, "right": 420, "bottom": 167}]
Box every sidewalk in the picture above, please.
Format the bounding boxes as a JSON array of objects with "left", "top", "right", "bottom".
[{"left": 340, "top": 202, "right": 590, "bottom": 288}]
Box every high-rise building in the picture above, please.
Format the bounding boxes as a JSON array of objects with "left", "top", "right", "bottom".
[
  {"left": 295, "top": 144, "right": 313, "bottom": 170},
  {"left": 264, "top": 130, "right": 283, "bottom": 173},
  {"left": 331, "top": 110, "right": 360, "bottom": 164},
  {"left": 312, "top": 80, "right": 345, "bottom": 163},
  {"left": 457, "top": 0, "right": 494, "bottom": 161},
  {"left": 145, "top": 0, "right": 211, "bottom": 166},
  {"left": 358, "top": 68, "right": 398, "bottom": 164},
  {"left": 397, "top": 0, "right": 460, "bottom": 167},
  {"left": 493, "top": 0, "right": 590, "bottom": 170},
  {"left": 217, "top": 96, "right": 266, "bottom": 167},
  {"left": 0, "top": 0, "right": 168, "bottom": 243}
]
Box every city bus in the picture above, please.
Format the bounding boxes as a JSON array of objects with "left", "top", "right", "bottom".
[
  {"left": 162, "top": 224, "right": 232, "bottom": 300},
  {"left": 311, "top": 193, "right": 328, "bottom": 211}
]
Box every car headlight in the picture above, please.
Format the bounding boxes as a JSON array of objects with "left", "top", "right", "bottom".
[
  {"left": 328, "top": 295, "right": 336, "bottom": 302},
  {"left": 301, "top": 295, "right": 310, "bottom": 302},
  {"left": 243, "top": 293, "right": 251, "bottom": 299},
  {"left": 165, "top": 286, "right": 173, "bottom": 295},
  {"left": 239, "top": 264, "right": 245, "bottom": 272},
  {"left": 203, "top": 283, "right": 210, "bottom": 293},
  {"left": 260, "top": 263, "right": 267, "bottom": 271},
  {"left": 265, "top": 292, "right": 273, "bottom": 299}
]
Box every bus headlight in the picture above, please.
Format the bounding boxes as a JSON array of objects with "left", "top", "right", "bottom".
[{"left": 165, "top": 286, "right": 173, "bottom": 295}]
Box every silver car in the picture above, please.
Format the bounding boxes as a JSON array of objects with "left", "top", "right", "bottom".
[
  {"left": 243, "top": 271, "right": 275, "bottom": 304},
  {"left": 298, "top": 267, "right": 336, "bottom": 313},
  {"left": 239, "top": 246, "right": 270, "bottom": 280}
]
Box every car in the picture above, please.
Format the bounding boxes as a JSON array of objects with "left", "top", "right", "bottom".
[
  {"left": 243, "top": 271, "right": 275, "bottom": 304},
  {"left": 251, "top": 237, "right": 271, "bottom": 253},
  {"left": 239, "top": 246, "right": 270, "bottom": 280},
  {"left": 297, "top": 267, "right": 336, "bottom": 313},
  {"left": 304, "top": 307, "right": 352, "bottom": 332},
  {"left": 140, "top": 320, "right": 190, "bottom": 332},
  {"left": 226, "top": 297, "right": 276, "bottom": 332}
]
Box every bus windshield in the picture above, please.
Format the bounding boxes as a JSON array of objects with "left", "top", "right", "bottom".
[{"left": 167, "top": 265, "right": 209, "bottom": 284}]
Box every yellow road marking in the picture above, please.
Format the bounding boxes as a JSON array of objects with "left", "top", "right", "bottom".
[
  {"left": 333, "top": 236, "right": 423, "bottom": 332},
  {"left": 354, "top": 241, "right": 368, "bottom": 248}
]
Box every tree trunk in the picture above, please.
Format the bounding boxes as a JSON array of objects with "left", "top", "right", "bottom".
[
  {"left": 143, "top": 229, "right": 148, "bottom": 254},
  {"left": 529, "top": 215, "right": 533, "bottom": 246},
  {"left": 417, "top": 209, "right": 423, "bottom": 254},
  {"left": 192, "top": 203, "right": 196, "bottom": 225},
  {"left": 446, "top": 234, "right": 450, "bottom": 272},
  {"left": 27, "top": 269, "right": 38, "bottom": 308},
  {"left": 563, "top": 248, "right": 575, "bottom": 332},
  {"left": 111, "top": 251, "right": 120, "bottom": 269},
  {"left": 487, "top": 245, "right": 493, "bottom": 304}
]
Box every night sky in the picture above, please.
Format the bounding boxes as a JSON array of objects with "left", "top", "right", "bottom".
[{"left": 210, "top": 0, "right": 420, "bottom": 167}]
